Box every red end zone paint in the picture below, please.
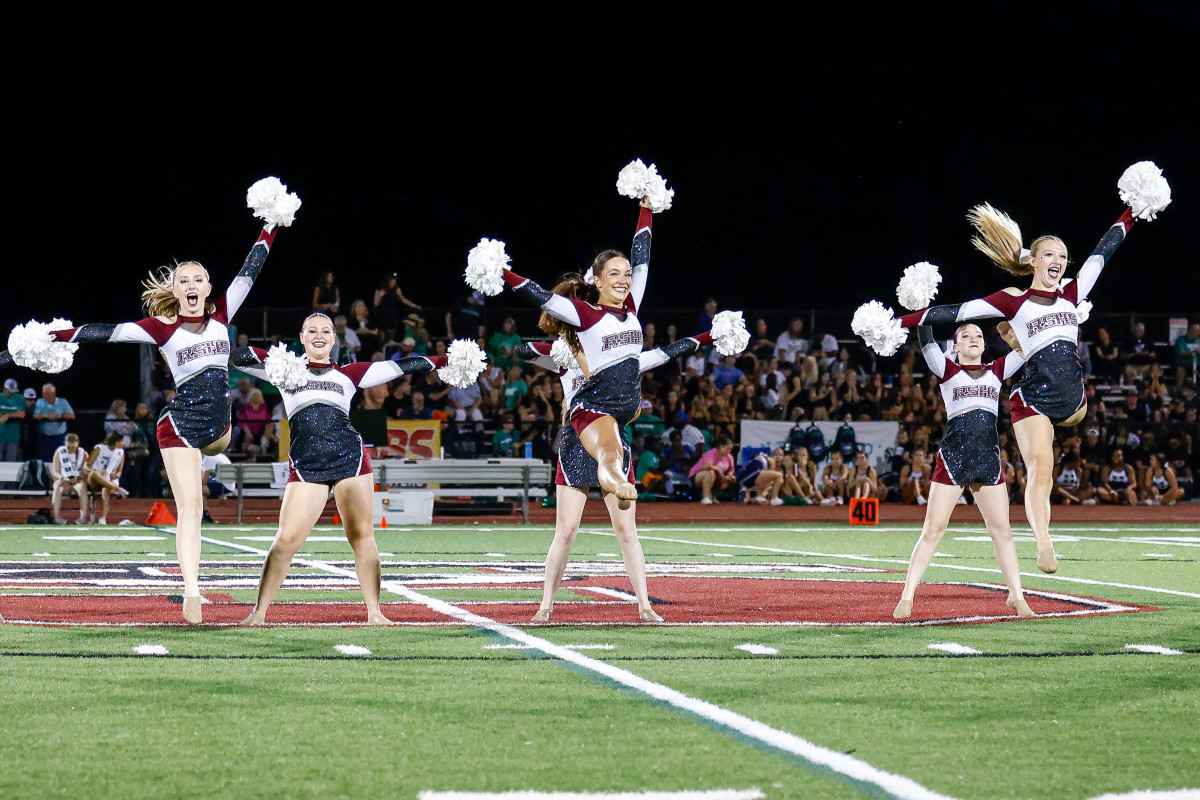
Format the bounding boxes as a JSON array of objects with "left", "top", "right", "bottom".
[{"left": 0, "top": 577, "right": 1155, "bottom": 626}]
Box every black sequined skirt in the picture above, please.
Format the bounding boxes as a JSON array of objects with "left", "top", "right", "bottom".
[
  {"left": 935, "top": 409, "right": 1002, "bottom": 486},
  {"left": 555, "top": 424, "right": 633, "bottom": 487},
  {"left": 288, "top": 404, "right": 369, "bottom": 485},
  {"left": 1011, "top": 341, "right": 1085, "bottom": 424},
  {"left": 157, "top": 367, "right": 232, "bottom": 449},
  {"left": 568, "top": 358, "right": 642, "bottom": 428}
]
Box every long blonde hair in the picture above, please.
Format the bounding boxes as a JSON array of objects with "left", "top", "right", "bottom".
[
  {"left": 141, "top": 261, "right": 214, "bottom": 318},
  {"left": 967, "top": 203, "right": 1064, "bottom": 278}
]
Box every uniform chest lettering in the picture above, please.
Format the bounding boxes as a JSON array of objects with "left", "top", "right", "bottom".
[
  {"left": 600, "top": 330, "right": 642, "bottom": 351},
  {"left": 951, "top": 384, "right": 999, "bottom": 402},
  {"left": 1025, "top": 311, "right": 1078, "bottom": 337},
  {"left": 287, "top": 380, "right": 346, "bottom": 396},
  {"left": 175, "top": 340, "right": 230, "bottom": 366}
]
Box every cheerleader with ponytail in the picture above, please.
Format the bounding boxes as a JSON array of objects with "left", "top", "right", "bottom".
[
  {"left": 857, "top": 162, "right": 1171, "bottom": 574},
  {"left": 1, "top": 178, "right": 300, "bottom": 623}
]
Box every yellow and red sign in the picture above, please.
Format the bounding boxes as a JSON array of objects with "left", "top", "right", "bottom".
[{"left": 376, "top": 419, "right": 441, "bottom": 460}]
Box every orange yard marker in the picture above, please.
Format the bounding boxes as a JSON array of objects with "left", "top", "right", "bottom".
[
  {"left": 848, "top": 497, "right": 878, "bottom": 526},
  {"left": 145, "top": 502, "right": 177, "bottom": 525}
]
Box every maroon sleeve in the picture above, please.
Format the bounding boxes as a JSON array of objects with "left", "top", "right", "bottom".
[
  {"left": 941, "top": 360, "right": 961, "bottom": 379},
  {"left": 977, "top": 290, "right": 1026, "bottom": 319},
  {"left": 211, "top": 297, "right": 229, "bottom": 325},
  {"left": 339, "top": 363, "right": 374, "bottom": 387}
]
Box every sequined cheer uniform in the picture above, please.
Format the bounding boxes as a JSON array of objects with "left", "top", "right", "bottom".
[
  {"left": 232, "top": 348, "right": 443, "bottom": 485},
  {"left": 502, "top": 207, "right": 653, "bottom": 434},
  {"left": 901, "top": 209, "right": 1134, "bottom": 423},
  {"left": 919, "top": 326, "right": 1024, "bottom": 486},
  {"left": 518, "top": 332, "right": 710, "bottom": 488},
  {"left": 40, "top": 229, "right": 276, "bottom": 449}
]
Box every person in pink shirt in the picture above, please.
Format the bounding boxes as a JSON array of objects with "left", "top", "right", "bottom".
[{"left": 690, "top": 436, "right": 736, "bottom": 505}]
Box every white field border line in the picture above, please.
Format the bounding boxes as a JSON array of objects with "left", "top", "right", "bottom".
[
  {"left": 577, "top": 531, "right": 1200, "bottom": 600},
  {"left": 953, "top": 534, "right": 1200, "bottom": 549},
  {"left": 1087, "top": 789, "right": 1200, "bottom": 799},
  {"left": 191, "top": 531, "right": 961, "bottom": 800},
  {"left": 419, "top": 791, "right": 765, "bottom": 800},
  {"left": 418, "top": 792, "right": 765, "bottom": 800}
]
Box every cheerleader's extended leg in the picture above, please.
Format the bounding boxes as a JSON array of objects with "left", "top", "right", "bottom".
[
  {"left": 161, "top": 447, "right": 206, "bottom": 623},
  {"left": 1013, "top": 414, "right": 1059, "bottom": 573},
  {"left": 972, "top": 484, "right": 1034, "bottom": 618},
  {"left": 602, "top": 492, "right": 661, "bottom": 622},
  {"left": 894, "top": 481, "right": 963, "bottom": 619},
  {"left": 533, "top": 485, "right": 589, "bottom": 622},
  {"left": 239, "top": 481, "right": 328, "bottom": 626},
  {"left": 333, "top": 473, "right": 390, "bottom": 625},
  {"left": 578, "top": 416, "right": 638, "bottom": 509}
]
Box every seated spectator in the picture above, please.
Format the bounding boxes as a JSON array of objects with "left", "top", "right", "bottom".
[
  {"left": 1095, "top": 448, "right": 1138, "bottom": 505},
  {"left": 491, "top": 413, "right": 519, "bottom": 457},
  {"left": 382, "top": 378, "right": 412, "bottom": 418},
  {"left": 400, "top": 391, "right": 433, "bottom": 420},
  {"left": 807, "top": 372, "right": 834, "bottom": 421},
  {"left": 781, "top": 447, "right": 821, "bottom": 504},
  {"left": 1079, "top": 427, "right": 1106, "bottom": 481},
  {"left": 200, "top": 452, "right": 232, "bottom": 524},
  {"left": 349, "top": 298, "right": 382, "bottom": 361},
  {"left": 713, "top": 355, "right": 745, "bottom": 390},
  {"left": 898, "top": 447, "right": 932, "bottom": 505},
  {"left": 685, "top": 345, "right": 707, "bottom": 379},
  {"left": 1052, "top": 452, "right": 1090, "bottom": 505},
  {"left": 775, "top": 317, "right": 809, "bottom": 364},
  {"left": 104, "top": 399, "right": 136, "bottom": 446},
  {"left": 689, "top": 436, "right": 736, "bottom": 505},
  {"left": 477, "top": 357, "right": 505, "bottom": 413},
  {"left": 819, "top": 450, "right": 851, "bottom": 505},
  {"left": 235, "top": 389, "right": 273, "bottom": 458},
  {"left": 502, "top": 365, "right": 528, "bottom": 410},
  {"left": 642, "top": 322, "right": 657, "bottom": 351},
  {"left": 660, "top": 430, "right": 695, "bottom": 483},
  {"left": 1121, "top": 321, "right": 1156, "bottom": 369},
  {"left": 312, "top": 270, "right": 340, "bottom": 314},
  {"left": 814, "top": 329, "right": 840, "bottom": 371},
  {"left": 488, "top": 317, "right": 523, "bottom": 369},
  {"left": 848, "top": 451, "right": 884, "bottom": 501},
  {"left": 403, "top": 313, "right": 431, "bottom": 355},
  {"left": 85, "top": 431, "right": 129, "bottom": 525},
  {"left": 1175, "top": 322, "right": 1200, "bottom": 387},
  {"left": 749, "top": 318, "right": 775, "bottom": 362},
  {"left": 332, "top": 315, "right": 361, "bottom": 365},
  {"left": 449, "top": 380, "right": 484, "bottom": 425},
  {"left": 388, "top": 336, "right": 418, "bottom": 362},
  {"left": 738, "top": 448, "right": 784, "bottom": 505},
  {"left": 695, "top": 298, "right": 717, "bottom": 335},
  {"left": 1092, "top": 326, "right": 1121, "bottom": 381},
  {"left": 1142, "top": 452, "right": 1185, "bottom": 506},
  {"left": 50, "top": 433, "right": 89, "bottom": 525},
  {"left": 631, "top": 397, "right": 665, "bottom": 441},
  {"left": 636, "top": 435, "right": 666, "bottom": 493},
  {"left": 419, "top": 370, "right": 451, "bottom": 413}
]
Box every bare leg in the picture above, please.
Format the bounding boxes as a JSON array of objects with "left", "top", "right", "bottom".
[
  {"left": 51, "top": 479, "right": 67, "bottom": 520},
  {"left": 895, "top": 481, "right": 962, "bottom": 618},
  {"left": 239, "top": 481, "right": 329, "bottom": 626},
  {"left": 334, "top": 474, "right": 390, "bottom": 624},
  {"left": 1014, "top": 414, "right": 1058, "bottom": 573},
  {"left": 973, "top": 484, "right": 1033, "bottom": 618},
  {"left": 161, "top": 447, "right": 206, "bottom": 622},
  {"left": 533, "top": 485, "right": 589, "bottom": 621},
  {"left": 603, "top": 492, "right": 660, "bottom": 621},
  {"left": 578, "top": 416, "right": 637, "bottom": 508},
  {"left": 696, "top": 469, "right": 715, "bottom": 501}
]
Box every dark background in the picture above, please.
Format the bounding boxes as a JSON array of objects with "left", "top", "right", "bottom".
[{"left": 5, "top": 4, "right": 1198, "bottom": 407}]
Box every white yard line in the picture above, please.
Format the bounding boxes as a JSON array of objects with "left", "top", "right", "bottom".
[
  {"left": 192, "top": 529, "right": 961, "bottom": 800},
  {"left": 418, "top": 792, "right": 765, "bottom": 800}
]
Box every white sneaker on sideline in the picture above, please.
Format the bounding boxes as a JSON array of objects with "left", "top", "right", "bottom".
[
  {"left": 54, "top": 516, "right": 66, "bottom": 525},
  {"left": 117, "top": 488, "right": 130, "bottom": 499},
  {"left": 751, "top": 496, "right": 768, "bottom": 504},
  {"left": 75, "top": 517, "right": 87, "bottom": 525},
  {"left": 836, "top": 496, "right": 844, "bottom": 505},
  {"left": 820, "top": 497, "right": 837, "bottom": 506},
  {"left": 700, "top": 497, "right": 714, "bottom": 505},
  {"left": 916, "top": 496, "right": 928, "bottom": 506},
  {"left": 1082, "top": 498, "right": 1098, "bottom": 505},
  {"left": 769, "top": 497, "right": 784, "bottom": 506},
  {"left": 97, "top": 517, "right": 106, "bottom": 526}
]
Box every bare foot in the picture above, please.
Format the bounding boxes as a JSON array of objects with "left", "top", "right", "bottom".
[
  {"left": 1006, "top": 595, "right": 1035, "bottom": 618},
  {"left": 638, "top": 607, "right": 664, "bottom": 623},
  {"left": 238, "top": 611, "right": 266, "bottom": 627},
  {"left": 614, "top": 482, "right": 638, "bottom": 511},
  {"left": 530, "top": 607, "right": 552, "bottom": 623},
  {"left": 1036, "top": 547, "right": 1058, "bottom": 574},
  {"left": 182, "top": 596, "right": 203, "bottom": 625},
  {"left": 366, "top": 611, "right": 393, "bottom": 626},
  {"left": 893, "top": 598, "right": 914, "bottom": 619}
]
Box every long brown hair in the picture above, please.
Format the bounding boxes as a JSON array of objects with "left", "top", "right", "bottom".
[
  {"left": 538, "top": 271, "right": 600, "bottom": 353},
  {"left": 967, "top": 203, "right": 1070, "bottom": 279}
]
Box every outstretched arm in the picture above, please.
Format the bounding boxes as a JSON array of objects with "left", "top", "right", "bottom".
[
  {"left": 639, "top": 331, "right": 713, "bottom": 373},
  {"left": 1064, "top": 208, "right": 1135, "bottom": 304},
  {"left": 916, "top": 326, "right": 948, "bottom": 379},
  {"left": 501, "top": 270, "right": 586, "bottom": 328},
  {"left": 230, "top": 346, "right": 271, "bottom": 382},
  {"left": 628, "top": 206, "right": 653, "bottom": 313},
  {"left": 216, "top": 227, "right": 277, "bottom": 323},
  {"left": 341, "top": 357, "right": 445, "bottom": 389},
  {"left": 515, "top": 342, "right": 561, "bottom": 373},
  {"left": 898, "top": 293, "right": 1018, "bottom": 329}
]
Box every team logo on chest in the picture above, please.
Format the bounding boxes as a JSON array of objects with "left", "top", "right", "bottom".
[
  {"left": 1026, "top": 311, "right": 1078, "bottom": 337},
  {"left": 600, "top": 330, "right": 642, "bottom": 351},
  {"left": 952, "top": 384, "right": 999, "bottom": 402},
  {"left": 175, "top": 340, "right": 229, "bottom": 366},
  {"left": 287, "top": 380, "right": 345, "bottom": 396}
]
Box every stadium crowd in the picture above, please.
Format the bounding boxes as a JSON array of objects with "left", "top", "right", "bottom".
[{"left": 3, "top": 272, "right": 1196, "bottom": 516}]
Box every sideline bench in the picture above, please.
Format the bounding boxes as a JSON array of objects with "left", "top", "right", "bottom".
[
  {"left": 216, "top": 459, "right": 553, "bottom": 524},
  {"left": 0, "top": 462, "right": 51, "bottom": 497}
]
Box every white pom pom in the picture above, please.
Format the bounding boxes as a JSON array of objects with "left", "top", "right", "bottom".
[
  {"left": 616, "top": 158, "right": 674, "bottom": 213},
  {"left": 711, "top": 310, "right": 750, "bottom": 356},
  {"left": 464, "top": 238, "right": 511, "bottom": 297},
  {"left": 246, "top": 177, "right": 303, "bottom": 230},
  {"left": 896, "top": 261, "right": 943, "bottom": 311},
  {"left": 1118, "top": 161, "right": 1172, "bottom": 221},
  {"left": 7, "top": 319, "right": 79, "bottom": 373},
  {"left": 439, "top": 339, "right": 487, "bottom": 388},
  {"left": 851, "top": 301, "right": 907, "bottom": 357},
  {"left": 550, "top": 337, "right": 576, "bottom": 370},
  {"left": 1075, "top": 300, "right": 1093, "bottom": 324},
  {"left": 263, "top": 343, "right": 309, "bottom": 392}
]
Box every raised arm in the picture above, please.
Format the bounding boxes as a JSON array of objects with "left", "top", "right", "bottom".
[
  {"left": 639, "top": 332, "right": 712, "bottom": 373},
  {"left": 501, "top": 270, "right": 585, "bottom": 328},
  {"left": 341, "top": 357, "right": 444, "bottom": 389},
  {"left": 628, "top": 206, "right": 652, "bottom": 313},
  {"left": 993, "top": 349, "right": 1027, "bottom": 381},
  {"left": 916, "top": 326, "right": 948, "bottom": 379},
  {"left": 1063, "top": 208, "right": 1135, "bottom": 304},
  {"left": 215, "top": 227, "right": 277, "bottom": 323}
]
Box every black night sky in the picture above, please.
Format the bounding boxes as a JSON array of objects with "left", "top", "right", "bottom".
[{"left": 6, "top": 4, "right": 1199, "bottom": 406}]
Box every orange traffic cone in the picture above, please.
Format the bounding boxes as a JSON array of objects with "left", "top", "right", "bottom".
[
  {"left": 332, "top": 511, "right": 341, "bottom": 524},
  {"left": 145, "top": 502, "right": 177, "bottom": 525},
  {"left": 380, "top": 515, "right": 388, "bottom": 529}
]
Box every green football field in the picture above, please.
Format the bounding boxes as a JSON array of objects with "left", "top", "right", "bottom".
[{"left": 1, "top": 520, "right": 1197, "bottom": 800}]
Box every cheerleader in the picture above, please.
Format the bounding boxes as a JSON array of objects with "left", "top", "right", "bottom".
[
  {"left": 0, "top": 178, "right": 298, "bottom": 622},
  {"left": 84, "top": 431, "right": 128, "bottom": 525},
  {"left": 1142, "top": 453, "right": 1184, "bottom": 506},
  {"left": 516, "top": 331, "right": 715, "bottom": 623},
  {"left": 894, "top": 324, "right": 1034, "bottom": 619},
  {"left": 230, "top": 314, "right": 463, "bottom": 626},
  {"left": 1096, "top": 449, "right": 1138, "bottom": 505}
]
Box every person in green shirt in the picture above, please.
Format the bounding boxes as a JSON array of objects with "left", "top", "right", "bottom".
[
  {"left": 1175, "top": 322, "right": 1200, "bottom": 386},
  {"left": 491, "top": 413, "right": 519, "bottom": 457},
  {"left": 502, "top": 365, "right": 528, "bottom": 410},
  {"left": 488, "top": 317, "right": 523, "bottom": 370},
  {"left": 635, "top": 435, "right": 665, "bottom": 493},
  {"left": 0, "top": 379, "right": 26, "bottom": 462}
]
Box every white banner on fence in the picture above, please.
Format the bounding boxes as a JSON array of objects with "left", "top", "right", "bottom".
[{"left": 738, "top": 420, "right": 900, "bottom": 472}]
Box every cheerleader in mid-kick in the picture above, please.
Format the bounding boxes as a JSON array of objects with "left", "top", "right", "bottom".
[
  {"left": 0, "top": 178, "right": 300, "bottom": 623},
  {"left": 880, "top": 163, "right": 1171, "bottom": 574},
  {"left": 894, "top": 323, "right": 1034, "bottom": 620},
  {"left": 231, "top": 314, "right": 480, "bottom": 626},
  {"left": 517, "top": 328, "right": 725, "bottom": 623}
]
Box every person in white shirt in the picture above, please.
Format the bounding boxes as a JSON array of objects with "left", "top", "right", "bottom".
[
  {"left": 775, "top": 317, "right": 810, "bottom": 364},
  {"left": 51, "top": 432, "right": 89, "bottom": 524},
  {"left": 85, "top": 431, "right": 129, "bottom": 524},
  {"left": 200, "top": 452, "right": 233, "bottom": 525}
]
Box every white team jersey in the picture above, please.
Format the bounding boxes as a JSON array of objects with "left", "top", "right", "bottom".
[
  {"left": 55, "top": 446, "right": 85, "bottom": 479},
  {"left": 91, "top": 444, "right": 125, "bottom": 477},
  {"left": 922, "top": 343, "right": 1024, "bottom": 420},
  {"left": 98, "top": 316, "right": 234, "bottom": 386},
  {"left": 237, "top": 356, "right": 431, "bottom": 419},
  {"left": 524, "top": 347, "right": 673, "bottom": 409},
  {"left": 1004, "top": 291, "right": 1081, "bottom": 357},
  {"left": 574, "top": 306, "right": 644, "bottom": 376}
]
